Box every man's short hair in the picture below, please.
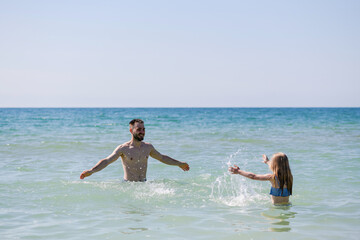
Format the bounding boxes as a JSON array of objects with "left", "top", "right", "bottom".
[{"left": 129, "top": 119, "right": 144, "bottom": 126}]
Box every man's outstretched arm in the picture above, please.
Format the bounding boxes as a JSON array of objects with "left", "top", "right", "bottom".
[
  {"left": 80, "top": 146, "right": 123, "bottom": 179},
  {"left": 149, "top": 146, "right": 190, "bottom": 171}
]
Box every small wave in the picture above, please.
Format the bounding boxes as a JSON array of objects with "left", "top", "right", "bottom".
[
  {"left": 135, "top": 182, "right": 175, "bottom": 199},
  {"left": 71, "top": 179, "right": 176, "bottom": 200}
]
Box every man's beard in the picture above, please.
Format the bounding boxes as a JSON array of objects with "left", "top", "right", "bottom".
[{"left": 133, "top": 133, "right": 144, "bottom": 141}]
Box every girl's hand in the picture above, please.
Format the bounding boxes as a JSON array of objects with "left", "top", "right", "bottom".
[
  {"left": 262, "top": 154, "right": 269, "bottom": 164},
  {"left": 229, "top": 164, "right": 240, "bottom": 174}
]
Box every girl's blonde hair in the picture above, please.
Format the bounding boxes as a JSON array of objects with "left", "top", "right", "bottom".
[{"left": 270, "top": 152, "right": 293, "bottom": 195}]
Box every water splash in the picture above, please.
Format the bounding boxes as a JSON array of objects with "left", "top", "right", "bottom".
[
  {"left": 76, "top": 179, "right": 176, "bottom": 201},
  {"left": 134, "top": 182, "right": 175, "bottom": 199},
  {"left": 210, "top": 149, "right": 268, "bottom": 207}
]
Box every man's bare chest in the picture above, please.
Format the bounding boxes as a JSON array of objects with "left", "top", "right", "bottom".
[{"left": 122, "top": 146, "right": 151, "bottom": 162}]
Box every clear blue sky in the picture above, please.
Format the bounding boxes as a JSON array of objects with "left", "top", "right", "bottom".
[{"left": 1, "top": 0, "right": 359, "bottom": 107}]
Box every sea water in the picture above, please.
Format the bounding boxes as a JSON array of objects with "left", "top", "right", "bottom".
[{"left": 1, "top": 108, "right": 359, "bottom": 239}]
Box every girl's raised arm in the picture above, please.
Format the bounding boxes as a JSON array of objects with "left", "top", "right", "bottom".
[{"left": 262, "top": 154, "right": 270, "bottom": 166}]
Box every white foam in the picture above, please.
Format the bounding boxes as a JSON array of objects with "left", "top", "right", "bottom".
[
  {"left": 134, "top": 183, "right": 175, "bottom": 200},
  {"left": 210, "top": 149, "right": 268, "bottom": 207}
]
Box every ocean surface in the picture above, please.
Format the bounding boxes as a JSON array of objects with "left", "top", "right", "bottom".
[{"left": 1, "top": 108, "right": 359, "bottom": 240}]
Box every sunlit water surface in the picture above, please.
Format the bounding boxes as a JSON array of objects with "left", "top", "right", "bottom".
[{"left": 1, "top": 108, "right": 359, "bottom": 239}]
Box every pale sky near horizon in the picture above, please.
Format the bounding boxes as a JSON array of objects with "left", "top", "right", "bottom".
[{"left": 1, "top": 0, "right": 359, "bottom": 107}]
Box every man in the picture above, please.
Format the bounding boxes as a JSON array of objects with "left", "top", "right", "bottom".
[{"left": 80, "top": 119, "right": 190, "bottom": 182}]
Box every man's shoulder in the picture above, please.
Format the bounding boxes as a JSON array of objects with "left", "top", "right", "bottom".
[
  {"left": 116, "top": 141, "right": 131, "bottom": 149},
  {"left": 141, "top": 142, "right": 154, "bottom": 148},
  {"left": 117, "top": 141, "right": 153, "bottom": 149}
]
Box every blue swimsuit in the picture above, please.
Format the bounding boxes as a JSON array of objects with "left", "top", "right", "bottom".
[{"left": 270, "top": 176, "right": 291, "bottom": 197}]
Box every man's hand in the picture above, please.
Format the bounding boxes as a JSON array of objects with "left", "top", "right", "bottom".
[
  {"left": 80, "top": 170, "right": 93, "bottom": 179},
  {"left": 179, "top": 162, "right": 190, "bottom": 171},
  {"left": 229, "top": 164, "right": 240, "bottom": 174}
]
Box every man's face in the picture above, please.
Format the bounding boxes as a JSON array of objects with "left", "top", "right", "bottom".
[{"left": 131, "top": 122, "right": 145, "bottom": 141}]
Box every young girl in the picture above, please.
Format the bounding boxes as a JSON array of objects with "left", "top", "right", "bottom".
[{"left": 229, "top": 152, "right": 293, "bottom": 205}]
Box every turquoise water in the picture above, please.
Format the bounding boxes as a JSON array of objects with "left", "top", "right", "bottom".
[{"left": 1, "top": 108, "right": 359, "bottom": 239}]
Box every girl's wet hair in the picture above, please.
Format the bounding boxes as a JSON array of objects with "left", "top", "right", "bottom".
[{"left": 270, "top": 152, "right": 293, "bottom": 195}]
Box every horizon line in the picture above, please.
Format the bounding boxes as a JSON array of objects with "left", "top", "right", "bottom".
[{"left": 1, "top": 106, "right": 359, "bottom": 109}]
